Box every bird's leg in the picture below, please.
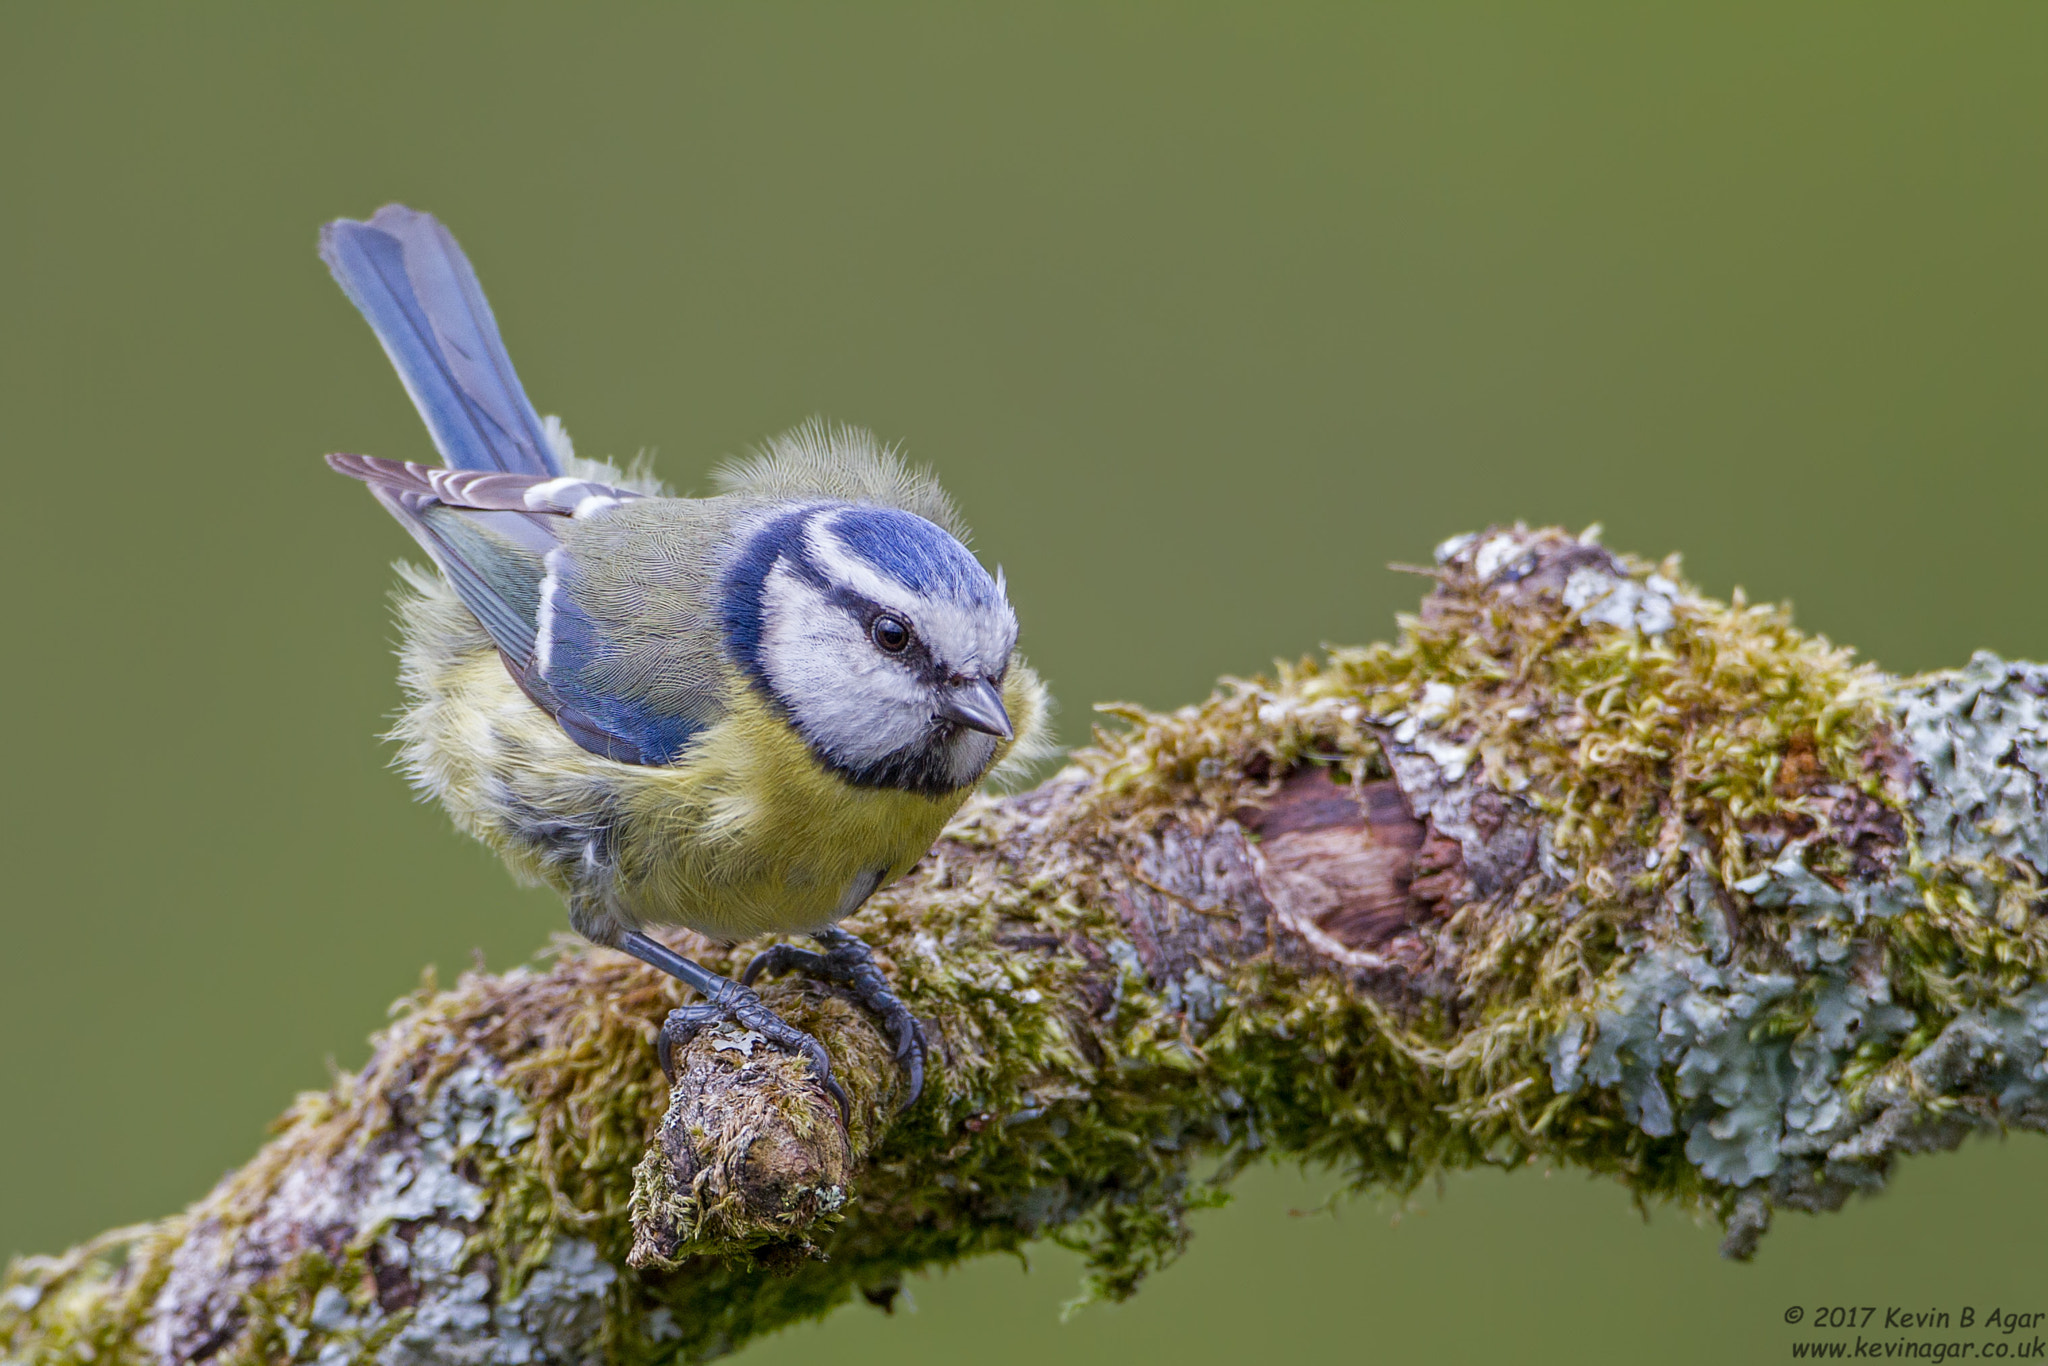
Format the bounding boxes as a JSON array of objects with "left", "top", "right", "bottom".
[
  {"left": 743, "top": 926, "right": 929, "bottom": 1110},
  {"left": 613, "top": 928, "right": 851, "bottom": 1126}
]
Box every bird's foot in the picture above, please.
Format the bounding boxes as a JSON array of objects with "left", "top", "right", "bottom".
[
  {"left": 743, "top": 926, "right": 929, "bottom": 1111},
  {"left": 657, "top": 979, "right": 850, "bottom": 1127}
]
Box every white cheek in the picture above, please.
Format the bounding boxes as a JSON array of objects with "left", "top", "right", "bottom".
[{"left": 758, "top": 568, "right": 930, "bottom": 766}]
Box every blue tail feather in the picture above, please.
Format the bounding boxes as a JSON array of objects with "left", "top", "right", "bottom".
[{"left": 321, "top": 205, "right": 561, "bottom": 476}]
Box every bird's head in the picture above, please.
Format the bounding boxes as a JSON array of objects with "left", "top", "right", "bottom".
[{"left": 722, "top": 504, "right": 1019, "bottom": 795}]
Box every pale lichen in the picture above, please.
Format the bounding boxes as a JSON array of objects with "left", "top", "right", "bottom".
[{"left": 7, "top": 525, "right": 2048, "bottom": 1364}]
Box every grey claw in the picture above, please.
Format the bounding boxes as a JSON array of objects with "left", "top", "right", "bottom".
[
  {"left": 657, "top": 1002, "right": 726, "bottom": 1083},
  {"left": 894, "top": 1016, "right": 929, "bottom": 1112},
  {"left": 823, "top": 1073, "right": 851, "bottom": 1124},
  {"left": 741, "top": 943, "right": 827, "bottom": 987}
]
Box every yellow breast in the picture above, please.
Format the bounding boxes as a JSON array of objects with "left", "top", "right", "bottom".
[{"left": 606, "top": 687, "right": 974, "bottom": 939}]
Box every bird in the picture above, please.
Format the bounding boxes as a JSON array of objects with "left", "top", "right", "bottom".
[{"left": 318, "top": 204, "right": 1049, "bottom": 1118}]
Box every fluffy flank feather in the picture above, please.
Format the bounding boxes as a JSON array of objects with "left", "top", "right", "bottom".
[
  {"left": 385, "top": 559, "right": 500, "bottom": 815},
  {"left": 712, "top": 417, "right": 970, "bottom": 542}
]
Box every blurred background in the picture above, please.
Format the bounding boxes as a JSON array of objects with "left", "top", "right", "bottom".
[{"left": 4, "top": 5, "right": 2046, "bottom": 1361}]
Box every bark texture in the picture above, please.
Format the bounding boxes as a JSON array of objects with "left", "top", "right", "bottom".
[{"left": 9, "top": 524, "right": 2048, "bottom": 1366}]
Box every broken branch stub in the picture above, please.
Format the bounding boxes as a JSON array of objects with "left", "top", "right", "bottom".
[{"left": 629, "top": 989, "right": 892, "bottom": 1267}]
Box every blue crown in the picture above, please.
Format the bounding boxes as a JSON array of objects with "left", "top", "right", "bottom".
[{"left": 826, "top": 506, "right": 998, "bottom": 605}]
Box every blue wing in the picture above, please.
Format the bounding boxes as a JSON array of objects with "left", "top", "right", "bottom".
[
  {"left": 328, "top": 455, "right": 707, "bottom": 766},
  {"left": 320, "top": 205, "right": 561, "bottom": 476}
]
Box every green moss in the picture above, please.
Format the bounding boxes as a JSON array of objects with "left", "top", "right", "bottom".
[
  {"left": 0, "top": 1220, "right": 177, "bottom": 1366},
  {"left": 1061, "top": 527, "right": 2046, "bottom": 1235},
  {"left": 10, "top": 525, "right": 2048, "bottom": 1363}
]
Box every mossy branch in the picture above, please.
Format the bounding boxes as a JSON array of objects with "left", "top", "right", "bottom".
[{"left": 10, "top": 525, "right": 2048, "bottom": 1366}]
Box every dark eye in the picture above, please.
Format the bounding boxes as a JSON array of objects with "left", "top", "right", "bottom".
[{"left": 870, "top": 614, "right": 912, "bottom": 653}]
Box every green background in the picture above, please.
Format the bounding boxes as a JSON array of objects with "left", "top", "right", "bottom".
[{"left": 5, "top": 5, "right": 2046, "bottom": 1361}]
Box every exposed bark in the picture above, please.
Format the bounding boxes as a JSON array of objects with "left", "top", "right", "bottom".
[{"left": 9, "top": 524, "right": 2048, "bottom": 1366}]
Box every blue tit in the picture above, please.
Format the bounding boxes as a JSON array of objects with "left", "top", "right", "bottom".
[{"left": 319, "top": 205, "right": 1049, "bottom": 1116}]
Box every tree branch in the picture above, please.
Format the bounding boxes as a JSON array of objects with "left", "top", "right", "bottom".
[{"left": 9, "top": 525, "right": 2048, "bottom": 1366}]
